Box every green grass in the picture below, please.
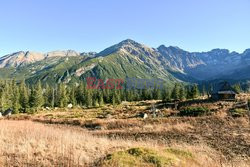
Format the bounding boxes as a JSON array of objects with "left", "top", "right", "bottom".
[
  {"left": 230, "top": 108, "right": 248, "bottom": 117},
  {"left": 179, "top": 106, "right": 210, "bottom": 117},
  {"left": 101, "top": 147, "right": 195, "bottom": 167}
]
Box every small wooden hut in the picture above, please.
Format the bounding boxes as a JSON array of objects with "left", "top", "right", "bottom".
[{"left": 211, "top": 82, "right": 237, "bottom": 101}]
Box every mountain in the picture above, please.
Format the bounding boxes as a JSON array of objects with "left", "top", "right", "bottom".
[
  {"left": 0, "top": 51, "right": 44, "bottom": 68},
  {"left": 157, "top": 46, "right": 250, "bottom": 81},
  {"left": 0, "top": 50, "right": 90, "bottom": 68},
  {"left": 0, "top": 39, "right": 249, "bottom": 85}
]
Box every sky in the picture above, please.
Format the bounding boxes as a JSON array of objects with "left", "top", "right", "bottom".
[{"left": 0, "top": 0, "right": 250, "bottom": 56}]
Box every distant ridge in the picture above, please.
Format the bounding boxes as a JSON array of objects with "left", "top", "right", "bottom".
[{"left": 0, "top": 39, "right": 249, "bottom": 84}]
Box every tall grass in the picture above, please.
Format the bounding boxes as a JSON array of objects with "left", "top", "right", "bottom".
[
  {"left": 0, "top": 120, "right": 248, "bottom": 167},
  {"left": 0, "top": 120, "right": 148, "bottom": 166}
]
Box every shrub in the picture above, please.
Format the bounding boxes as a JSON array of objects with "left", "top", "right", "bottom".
[
  {"left": 26, "top": 108, "right": 37, "bottom": 114},
  {"left": 230, "top": 108, "right": 248, "bottom": 117},
  {"left": 179, "top": 106, "right": 210, "bottom": 117}
]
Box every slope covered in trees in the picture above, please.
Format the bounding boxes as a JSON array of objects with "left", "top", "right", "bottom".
[{"left": 0, "top": 80, "right": 203, "bottom": 114}]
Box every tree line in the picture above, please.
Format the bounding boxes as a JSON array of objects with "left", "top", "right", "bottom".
[{"left": 0, "top": 80, "right": 204, "bottom": 114}]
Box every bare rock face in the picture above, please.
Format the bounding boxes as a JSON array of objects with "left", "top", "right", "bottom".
[
  {"left": 0, "top": 51, "right": 44, "bottom": 68},
  {"left": 46, "top": 50, "right": 80, "bottom": 58},
  {"left": 0, "top": 50, "right": 81, "bottom": 68}
]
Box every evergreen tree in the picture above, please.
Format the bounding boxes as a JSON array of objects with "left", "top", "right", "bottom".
[
  {"left": 103, "top": 88, "right": 111, "bottom": 103},
  {"left": 190, "top": 84, "right": 199, "bottom": 99},
  {"left": 19, "top": 80, "right": 29, "bottom": 112},
  {"left": 98, "top": 91, "right": 104, "bottom": 107},
  {"left": 207, "top": 84, "right": 213, "bottom": 98},
  {"left": 179, "top": 85, "right": 186, "bottom": 101},
  {"left": 112, "top": 93, "right": 116, "bottom": 106},
  {"left": 171, "top": 84, "right": 180, "bottom": 100},
  {"left": 69, "top": 85, "right": 77, "bottom": 106},
  {"left": 92, "top": 90, "right": 99, "bottom": 107},
  {"left": 115, "top": 90, "right": 121, "bottom": 104},
  {"left": 142, "top": 89, "right": 147, "bottom": 100},
  {"left": 186, "top": 86, "right": 192, "bottom": 99},
  {"left": 0, "top": 85, "right": 10, "bottom": 112},
  {"left": 51, "top": 88, "right": 55, "bottom": 108},
  {"left": 233, "top": 83, "right": 241, "bottom": 93},
  {"left": 76, "top": 83, "right": 85, "bottom": 105},
  {"left": 10, "top": 80, "right": 21, "bottom": 114},
  {"left": 202, "top": 84, "right": 207, "bottom": 97},
  {"left": 86, "top": 90, "right": 92, "bottom": 108},
  {"left": 153, "top": 88, "right": 161, "bottom": 100},
  {"left": 58, "top": 83, "right": 68, "bottom": 108},
  {"left": 43, "top": 84, "right": 51, "bottom": 107},
  {"left": 29, "top": 81, "right": 44, "bottom": 109},
  {"left": 162, "top": 87, "right": 171, "bottom": 102},
  {"left": 126, "top": 89, "right": 133, "bottom": 102}
]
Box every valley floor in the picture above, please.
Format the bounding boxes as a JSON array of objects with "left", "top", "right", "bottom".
[{"left": 0, "top": 100, "right": 249, "bottom": 166}]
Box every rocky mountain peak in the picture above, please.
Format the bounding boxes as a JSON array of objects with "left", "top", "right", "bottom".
[
  {"left": 118, "top": 39, "right": 142, "bottom": 48},
  {"left": 0, "top": 50, "right": 82, "bottom": 68},
  {"left": 45, "top": 50, "right": 80, "bottom": 58},
  {"left": 243, "top": 49, "right": 250, "bottom": 55},
  {"left": 97, "top": 39, "right": 155, "bottom": 57},
  {"left": 209, "top": 49, "right": 230, "bottom": 55},
  {"left": 0, "top": 39, "right": 249, "bottom": 82},
  {"left": 0, "top": 51, "right": 44, "bottom": 68}
]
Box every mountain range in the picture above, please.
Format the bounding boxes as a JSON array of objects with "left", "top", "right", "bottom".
[{"left": 0, "top": 39, "right": 249, "bottom": 85}]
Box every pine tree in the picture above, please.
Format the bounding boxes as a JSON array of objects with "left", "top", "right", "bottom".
[
  {"left": 86, "top": 89, "right": 92, "bottom": 108},
  {"left": 115, "top": 90, "right": 121, "bottom": 104},
  {"left": 202, "top": 84, "right": 207, "bottom": 97},
  {"left": 58, "top": 83, "right": 68, "bottom": 108},
  {"left": 11, "top": 80, "right": 21, "bottom": 114},
  {"left": 179, "top": 85, "right": 186, "bottom": 101},
  {"left": 103, "top": 88, "right": 110, "bottom": 103},
  {"left": 19, "top": 80, "right": 29, "bottom": 112},
  {"left": 3, "top": 81, "right": 12, "bottom": 110},
  {"left": 43, "top": 84, "right": 51, "bottom": 107},
  {"left": 0, "top": 85, "right": 9, "bottom": 112},
  {"left": 171, "top": 84, "right": 180, "bottom": 100},
  {"left": 207, "top": 84, "right": 213, "bottom": 98},
  {"left": 69, "top": 86, "right": 77, "bottom": 106},
  {"left": 76, "top": 83, "right": 85, "bottom": 105},
  {"left": 92, "top": 90, "right": 99, "bottom": 107},
  {"left": 233, "top": 83, "right": 241, "bottom": 93},
  {"left": 153, "top": 88, "right": 161, "bottom": 100},
  {"left": 29, "top": 81, "right": 44, "bottom": 109},
  {"left": 190, "top": 84, "right": 199, "bottom": 99},
  {"left": 126, "top": 89, "right": 133, "bottom": 102},
  {"left": 98, "top": 91, "right": 104, "bottom": 107},
  {"left": 112, "top": 93, "right": 116, "bottom": 106},
  {"left": 162, "top": 87, "right": 171, "bottom": 102}
]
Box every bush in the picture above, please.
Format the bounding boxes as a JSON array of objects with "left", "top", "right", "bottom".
[
  {"left": 26, "top": 108, "right": 37, "bottom": 114},
  {"left": 230, "top": 108, "right": 248, "bottom": 117},
  {"left": 179, "top": 106, "right": 210, "bottom": 117}
]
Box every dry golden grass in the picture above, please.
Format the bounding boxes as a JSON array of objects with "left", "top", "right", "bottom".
[
  {"left": 1, "top": 98, "right": 249, "bottom": 166},
  {"left": 0, "top": 120, "right": 249, "bottom": 166},
  {"left": 0, "top": 120, "right": 156, "bottom": 166}
]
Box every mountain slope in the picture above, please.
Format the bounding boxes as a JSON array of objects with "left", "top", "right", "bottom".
[
  {"left": 0, "top": 50, "right": 92, "bottom": 68},
  {"left": 0, "top": 39, "right": 249, "bottom": 85},
  {"left": 66, "top": 40, "right": 178, "bottom": 85}
]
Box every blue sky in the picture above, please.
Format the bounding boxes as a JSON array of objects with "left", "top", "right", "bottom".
[{"left": 0, "top": 0, "right": 249, "bottom": 56}]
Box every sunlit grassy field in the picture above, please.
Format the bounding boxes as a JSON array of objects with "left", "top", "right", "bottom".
[
  {"left": 0, "top": 98, "right": 249, "bottom": 166},
  {"left": 0, "top": 119, "right": 249, "bottom": 167}
]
